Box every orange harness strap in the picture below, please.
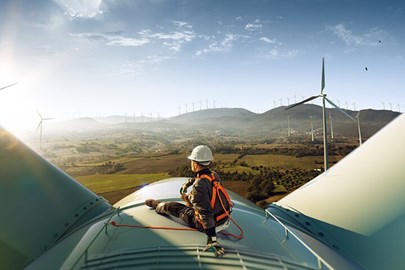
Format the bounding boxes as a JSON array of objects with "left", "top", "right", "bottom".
[{"left": 198, "top": 173, "right": 232, "bottom": 223}]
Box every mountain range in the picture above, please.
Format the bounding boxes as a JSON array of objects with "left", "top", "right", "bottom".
[{"left": 47, "top": 105, "right": 401, "bottom": 139}]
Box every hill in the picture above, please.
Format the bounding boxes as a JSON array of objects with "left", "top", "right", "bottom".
[{"left": 46, "top": 106, "right": 401, "bottom": 139}]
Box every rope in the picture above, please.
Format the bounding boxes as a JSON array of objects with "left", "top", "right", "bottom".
[{"left": 110, "top": 221, "right": 197, "bottom": 231}]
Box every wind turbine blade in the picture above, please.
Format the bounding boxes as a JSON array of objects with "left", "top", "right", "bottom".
[
  {"left": 37, "top": 110, "right": 43, "bottom": 120},
  {"left": 357, "top": 110, "right": 361, "bottom": 118},
  {"left": 36, "top": 121, "right": 42, "bottom": 132},
  {"left": 44, "top": 118, "right": 53, "bottom": 121},
  {"left": 285, "top": 95, "right": 320, "bottom": 110},
  {"left": 321, "top": 58, "right": 325, "bottom": 94},
  {"left": 325, "top": 97, "right": 356, "bottom": 122},
  {"left": 0, "top": 82, "right": 17, "bottom": 91}
]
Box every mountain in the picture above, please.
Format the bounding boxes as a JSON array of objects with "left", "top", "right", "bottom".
[{"left": 47, "top": 106, "right": 401, "bottom": 139}]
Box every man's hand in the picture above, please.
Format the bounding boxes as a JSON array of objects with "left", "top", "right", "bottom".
[
  {"left": 203, "top": 236, "right": 225, "bottom": 257},
  {"left": 179, "top": 177, "right": 195, "bottom": 194},
  {"left": 179, "top": 184, "right": 188, "bottom": 195}
]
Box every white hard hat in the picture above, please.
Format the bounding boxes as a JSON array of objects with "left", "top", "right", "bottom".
[{"left": 187, "top": 145, "right": 214, "bottom": 164}]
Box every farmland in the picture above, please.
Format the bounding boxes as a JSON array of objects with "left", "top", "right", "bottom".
[{"left": 29, "top": 128, "right": 359, "bottom": 206}]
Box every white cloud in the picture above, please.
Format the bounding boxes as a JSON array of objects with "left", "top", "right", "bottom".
[
  {"left": 140, "top": 30, "right": 196, "bottom": 52},
  {"left": 260, "top": 37, "right": 278, "bottom": 44},
  {"left": 53, "top": 0, "right": 104, "bottom": 18},
  {"left": 112, "top": 55, "right": 173, "bottom": 77},
  {"left": 327, "top": 24, "right": 386, "bottom": 47},
  {"left": 245, "top": 23, "right": 262, "bottom": 31},
  {"left": 263, "top": 48, "right": 300, "bottom": 59},
  {"left": 196, "top": 33, "right": 246, "bottom": 56},
  {"left": 172, "top": 20, "right": 193, "bottom": 29},
  {"left": 70, "top": 32, "right": 150, "bottom": 47}
]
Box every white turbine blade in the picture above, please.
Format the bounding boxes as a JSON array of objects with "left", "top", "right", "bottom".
[
  {"left": 37, "top": 111, "right": 43, "bottom": 120},
  {"left": 321, "top": 58, "right": 325, "bottom": 94},
  {"left": 36, "top": 121, "right": 42, "bottom": 132},
  {"left": 43, "top": 118, "right": 53, "bottom": 121},
  {"left": 285, "top": 95, "right": 320, "bottom": 110},
  {"left": 357, "top": 111, "right": 361, "bottom": 118},
  {"left": 0, "top": 82, "right": 17, "bottom": 91},
  {"left": 325, "top": 97, "right": 356, "bottom": 121}
]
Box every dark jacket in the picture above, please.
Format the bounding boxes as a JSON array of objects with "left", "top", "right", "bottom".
[{"left": 189, "top": 168, "right": 231, "bottom": 230}]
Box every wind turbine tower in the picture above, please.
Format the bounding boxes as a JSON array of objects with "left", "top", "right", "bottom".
[
  {"left": 36, "top": 111, "right": 53, "bottom": 149},
  {"left": 310, "top": 115, "right": 314, "bottom": 142},
  {"left": 356, "top": 111, "right": 363, "bottom": 146}
]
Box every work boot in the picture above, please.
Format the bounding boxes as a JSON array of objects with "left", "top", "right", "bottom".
[{"left": 145, "top": 199, "right": 160, "bottom": 209}]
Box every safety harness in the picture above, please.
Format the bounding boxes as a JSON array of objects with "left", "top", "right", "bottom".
[{"left": 196, "top": 172, "right": 233, "bottom": 224}]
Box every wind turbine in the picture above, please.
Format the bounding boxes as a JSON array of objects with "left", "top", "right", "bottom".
[
  {"left": 286, "top": 58, "right": 355, "bottom": 171},
  {"left": 36, "top": 111, "right": 53, "bottom": 149},
  {"left": 0, "top": 82, "right": 17, "bottom": 91},
  {"left": 381, "top": 101, "right": 385, "bottom": 110},
  {"left": 329, "top": 113, "right": 334, "bottom": 140},
  {"left": 356, "top": 111, "right": 363, "bottom": 146},
  {"left": 309, "top": 115, "right": 314, "bottom": 142}
]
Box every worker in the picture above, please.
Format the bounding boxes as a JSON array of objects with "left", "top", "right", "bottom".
[{"left": 145, "top": 145, "right": 232, "bottom": 257}]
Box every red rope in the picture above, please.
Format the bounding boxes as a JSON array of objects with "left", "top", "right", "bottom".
[{"left": 110, "top": 221, "right": 198, "bottom": 231}]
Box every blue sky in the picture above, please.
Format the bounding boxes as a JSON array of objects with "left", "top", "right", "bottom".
[{"left": 0, "top": 0, "right": 404, "bottom": 132}]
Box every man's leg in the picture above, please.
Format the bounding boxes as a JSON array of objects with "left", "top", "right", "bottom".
[{"left": 145, "top": 200, "right": 201, "bottom": 230}]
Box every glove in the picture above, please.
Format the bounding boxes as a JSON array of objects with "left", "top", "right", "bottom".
[
  {"left": 179, "top": 184, "right": 188, "bottom": 194},
  {"left": 203, "top": 236, "right": 225, "bottom": 257},
  {"left": 179, "top": 177, "right": 195, "bottom": 194}
]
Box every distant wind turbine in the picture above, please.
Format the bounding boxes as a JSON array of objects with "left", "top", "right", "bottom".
[
  {"left": 287, "top": 97, "right": 290, "bottom": 106},
  {"left": 273, "top": 100, "right": 276, "bottom": 108},
  {"left": 213, "top": 99, "right": 216, "bottom": 109},
  {"left": 309, "top": 115, "right": 314, "bottom": 142},
  {"left": 389, "top": 102, "right": 393, "bottom": 111},
  {"left": 286, "top": 58, "right": 355, "bottom": 171},
  {"left": 352, "top": 102, "right": 356, "bottom": 111},
  {"left": 36, "top": 111, "right": 53, "bottom": 149},
  {"left": 356, "top": 111, "right": 362, "bottom": 146},
  {"left": 381, "top": 101, "right": 385, "bottom": 110},
  {"left": 178, "top": 106, "right": 181, "bottom": 115}
]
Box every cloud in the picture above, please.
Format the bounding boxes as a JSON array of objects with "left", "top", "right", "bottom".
[
  {"left": 172, "top": 20, "right": 193, "bottom": 29},
  {"left": 70, "top": 32, "right": 150, "bottom": 47},
  {"left": 195, "top": 33, "right": 247, "bottom": 56},
  {"left": 245, "top": 22, "right": 262, "bottom": 31},
  {"left": 140, "top": 29, "right": 196, "bottom": 52},
  {"left": 260, "top": 37, "right": 278, "bottom": 44},
  {"left": 112, "top": 55, "right": 173, "bottom": 77},
  {"left": 263, "top": 48, "right": 300, "bottom": 59},
  {"left": 327, "top": 24, "right": 387, "bottom": 47},
  {"left": 53, "top": 0, "right": 104, "bottom": 18}
]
